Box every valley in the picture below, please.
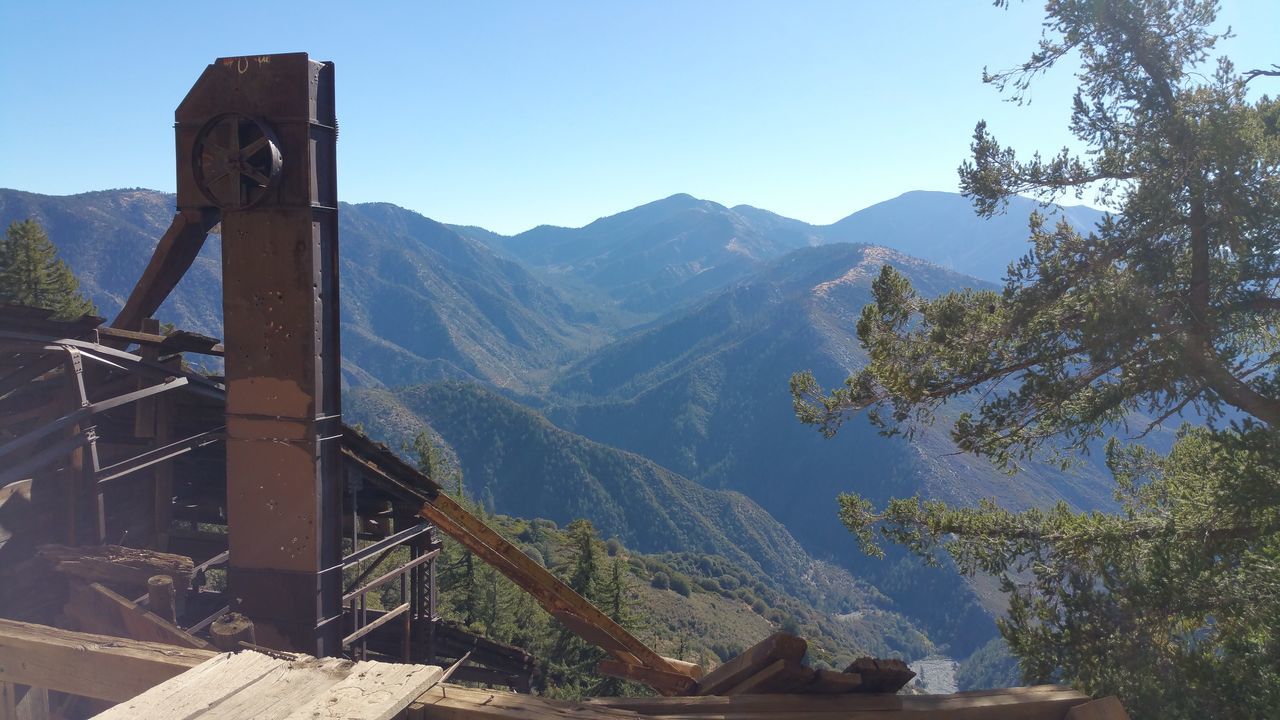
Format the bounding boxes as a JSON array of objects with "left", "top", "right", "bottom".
[{"left": 0, "top": 185, "right": 1116, "bottom": 671}]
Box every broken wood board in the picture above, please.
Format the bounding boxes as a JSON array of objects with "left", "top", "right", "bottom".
[
  {"left": 93, "top": 650, "right": 443, "bottom": 720},
  {"left": 0, "top": 618, "right": 214, "bottom": 703},
  {"left": 844, "top": 657, "right": 916, "bottom": 694}
]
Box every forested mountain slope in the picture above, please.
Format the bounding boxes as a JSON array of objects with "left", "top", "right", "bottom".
[
  {"left": 344, "top": 381, "right": 935, "bottom": 660},
  {"left": 2, "top": 186, "right": 1118, "bottom": 658},
  {"left": 0, "top": 189, "right": 607, "bottom": 391}
]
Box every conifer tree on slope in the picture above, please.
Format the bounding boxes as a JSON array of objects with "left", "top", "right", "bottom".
[
  {"left": 791, "top": 1, "right": 1278, "bottom": 717},
  {"left": 0, "top": 219, "right": 95, "bottom": 320}
]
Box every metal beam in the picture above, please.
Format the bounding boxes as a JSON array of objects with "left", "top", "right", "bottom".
[
  {"left": 0, "top": 377, "right": 189, "bottom": 463},
  {"left": 95, "top": 427, "right": 225, "bottom": 484},
  {"left": 343, "top": 548, "right": 439, "bottom": 603},
  {"left": 342, "top": 522, "right": 433, "bottom": 567},
  {"left": 342, "top": 603, "right": 409, "bottom": 647},
  {"left": 0, "top": 428, "right": 95, "bottom": 487}
]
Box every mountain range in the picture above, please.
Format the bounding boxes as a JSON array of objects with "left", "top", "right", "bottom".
[{"left": 0, "top": 186, "right": 1116, "bottom": 659}]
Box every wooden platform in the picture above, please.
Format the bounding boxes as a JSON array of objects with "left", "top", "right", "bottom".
[
  {"left": 0, "top": 620, "right": 1129, "bottom": 720},
  {"left": 91, "top": 651, "right": 442, "bottom": 720}
]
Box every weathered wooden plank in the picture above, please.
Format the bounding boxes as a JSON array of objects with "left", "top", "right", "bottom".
[
  {"left": 185, "top": 656, "right": 352, "bottom": 719},
  {"left": 95, "top": 649, "right": 445, "bottom": 720},
  {"left": 0, "top": 681, "right": 47, "bottom": 720},
  {"left": 722, "top": 659, "right": 790, "bottom": 696},
  {"left": 806, "top": 669, "right": 864, "bottom": 694},
  {"left": 408, "top": 684, "right": 645, "bottom": 720},
  {"left": 597, "top": 660, "right": 699, "bottom": 696},
  {"left": 584, "top": 685, "right": 1090, "bottom": 718},
  {"left": 1064, "top": 696, "right": 1131, "bottom": 720},
  {"left": 694, "top": 633, "right": 806, "bottom": 696},
  {"left": 91, "top": 652, "right": 281, "bottom": 719},
  {"left": 755, "top": 663, "right": 818, "bottom": 694},
  {"left": 584, "top": 690, "right": 902, "bottom": 716},
  {"left": 898, "top": 685, "right": 1092, "bottom": 719},
  {"left": 64, "top": 581, "right": 210, "bottom": 649},
  {"left": 37, "top": 544, "right": 194, "bottom": 589},
  {"left": 281, "top": 661, "right": 443, "bottom": 720},
  {"left": 0, "top": 618, "right": 215, "bottom": 702},
  {"left": 415, "top": 684, "right": 1085, "bottom": 720}
]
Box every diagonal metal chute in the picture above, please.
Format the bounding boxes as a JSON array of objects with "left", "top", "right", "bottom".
[{"left": 112, "top": 208, "right": 219, "bottom": 332}]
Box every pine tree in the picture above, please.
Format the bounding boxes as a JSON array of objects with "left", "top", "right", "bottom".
[
  {"left": 0, "top": 219, "right": 95, "bottom": 320},
  {"left": 412, "top": 432, "right": 483, "bottom": 627},
  {"left": 594, "top": 557, "right": 646, "bottom": 697},
  {"left": 545, "top": 519, "right": 606, "bottom": 698},
  {"left": 789, "top": 2, "right": 1280, "bottom": 717}
]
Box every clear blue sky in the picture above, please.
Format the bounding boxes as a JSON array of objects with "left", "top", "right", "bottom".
[{"left": 2, "top": 1, "right": 1277, "bottom": 234}]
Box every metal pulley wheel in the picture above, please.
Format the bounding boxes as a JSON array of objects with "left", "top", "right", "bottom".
[{"left": 192, "top": 113, "right": 283, "bottom": 211}]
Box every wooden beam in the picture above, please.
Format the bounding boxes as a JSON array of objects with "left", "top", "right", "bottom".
[
  {"left": 0, "top": 681, "right": 48, "bottom": 720},
  {"left": 407, "top": 684, "right": 645, "bottom": 720},
  {"left": 583, "top": 691, "right": 901, "bottom": 716},
  {"left": 63, "top": 580, "right": 210, "bottom": 649},
  {"left": 0, "top": 618, "right": 214, "bottom": 702},
  {"left": 695, "top": 633, "right": 806, "bottom": 696},
  {"left": 596, "top": 660, "right": 698, "bottom": 696},
  {"left": 586, "top": 685, "right": 1091, "bottom": 719},
  {"left": 898, "top": 685, "right": 1094, "bottom": 718},
  {"left": 732, "top": 661, "right": 816, "bottom": 695},
  {"left": 111, "top": 209, "right": 219, "bottom": 333},
  {"left": 37, "top": 544, "right": 195, "bottom": 590},
  {"left": 722, "top": 659, "right": 790, "bottom": 696},
  {"left": 416, "top": 493, "right": 690, "bottom": 689},
  {"left": 806, "top": 669, "right": 864, "bottom": 694},
  {"left": 97, "top": 327, "right": 224, "bottom": 357}
]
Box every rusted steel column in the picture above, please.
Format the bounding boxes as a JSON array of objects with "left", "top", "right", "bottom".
[{"left": 175, "top": 53, "right": 342, "bottom": 655}]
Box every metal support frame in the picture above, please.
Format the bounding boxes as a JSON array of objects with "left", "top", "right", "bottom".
[
  {"left": 175, "top": 53, "right": 344, "bottom": 656},
  {"left": 338, "top": 519, "right": 438, "bottom": 662},
  {"left": 342, "top": 522, "right": 433, "bottom": 567}
]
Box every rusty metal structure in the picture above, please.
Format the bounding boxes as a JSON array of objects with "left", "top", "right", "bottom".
[{"left": 0, "top": 53, "right": 696, "bottom": 699}]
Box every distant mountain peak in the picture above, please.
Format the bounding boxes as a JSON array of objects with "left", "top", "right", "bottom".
[{"left": 810, "top": 245, "right": 925, "bottom": 299}]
